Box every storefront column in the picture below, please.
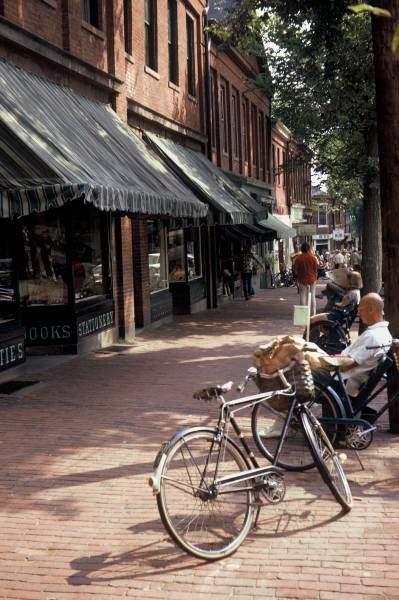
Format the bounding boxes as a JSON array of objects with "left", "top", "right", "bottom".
[
  {"left": 132, "top": 216, "right": 151, "bottom": 328},
  {"left": 113, "top": 215, "right": 135, "bottom": 341}
]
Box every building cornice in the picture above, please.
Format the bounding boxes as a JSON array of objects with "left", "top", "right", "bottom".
[{"left": 127, "top": 99, "right": 208, "bottom": 144}]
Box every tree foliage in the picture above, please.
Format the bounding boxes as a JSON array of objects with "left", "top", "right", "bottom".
[{"left": 213, "top": 1, "right": 376, "bottom": 216}]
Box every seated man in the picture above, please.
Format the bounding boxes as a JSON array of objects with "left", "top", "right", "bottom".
[{"left": 312, "top": 292, "right": 392, "bottom": 403}]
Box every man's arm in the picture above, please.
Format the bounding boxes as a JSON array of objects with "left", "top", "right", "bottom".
[{"left": 318, "top": 355, "right": 356, "bottom": 370}]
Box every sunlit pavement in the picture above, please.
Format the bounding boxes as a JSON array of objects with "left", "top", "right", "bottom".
[{"left": 0, "top": 285, "right": 398, "bottom": 599}]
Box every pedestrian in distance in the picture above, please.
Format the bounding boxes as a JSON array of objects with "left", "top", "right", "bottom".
[
  {"left": 293, "top": 242, "right": 319, "bottom": 316},
  {"left": 239, "top": 244, "right": 264, "bottom": 300}
]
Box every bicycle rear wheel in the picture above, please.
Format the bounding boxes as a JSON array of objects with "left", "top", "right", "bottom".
[
  {"left": 301, "top": 410, "right": 352, "bottom": 511},
  {"left": 307, "top": 320, "right": 348, "bottom": 354},
  {"left": 156, "top": 429, "right": 254, "bottom": 560},
  {"left": 252, "top": 394, "right": 339, "bottom": 471}
]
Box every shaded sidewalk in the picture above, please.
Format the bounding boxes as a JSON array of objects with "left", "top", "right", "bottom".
[{"left": 0, "top": 287, "right": 398, "bottom": 600}]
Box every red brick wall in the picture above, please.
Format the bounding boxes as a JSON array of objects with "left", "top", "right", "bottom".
[
  {"left": 272, "top": 128, "right": 289, "bottom": 215},
  {"left": 3, "top": 0, "right": 63, "bottom": 47},
  {"left": 131, "top": 216, "right": 151, "bottom": 328},
  {"left": 210, "top": 46, "right": 271, "bottom": 183},
  {"left": 126, "top": 0, "right": 206, "bottom": 138}
]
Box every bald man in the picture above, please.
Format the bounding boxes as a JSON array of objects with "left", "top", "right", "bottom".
[{"left": 313, "top": 293, "right": 392, "bottom": 398}]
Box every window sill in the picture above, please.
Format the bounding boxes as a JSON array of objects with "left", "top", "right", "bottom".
[
  {"left": 150, "top": 287, "right": 169, "bottom": 294},
  {"left": 81, "top": 21, "right": 106, "bottom": 40},
  {"left": 144, "top": 65, "right": 160, "bottom": 80},
  {"left": 125, "top": 52, "right": 135, "bottom": 64},
  {"left": 39, "top": 0, "right": 57, "bottom": 8},
  {"left": 168, "top": 81, "right": 180, "bottom": 92},
  {"left": 188, "top": 93, "right": 198, "bottom": 104}
]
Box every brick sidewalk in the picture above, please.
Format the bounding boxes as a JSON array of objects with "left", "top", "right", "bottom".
[{"left": 0, "top": 287, "right": 398, "bottom": 599}]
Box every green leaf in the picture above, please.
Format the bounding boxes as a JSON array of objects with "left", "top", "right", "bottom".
[
  {"left": 348, "top": 4, "right": 391, "bottom": 18},
  {"left": 392, "top": 24, "right": 399, "bottom": 55}
]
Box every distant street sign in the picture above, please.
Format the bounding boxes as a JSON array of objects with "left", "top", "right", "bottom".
[{"left": 332, "top": 228, "right": 345, "bottom": 241}]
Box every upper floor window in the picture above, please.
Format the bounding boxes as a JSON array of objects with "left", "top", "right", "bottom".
[
  {"left": 232, "top": 91, "right": 239, "bottom": 159},
  {"left": 186, "top": 13, "right": 196, "bottom": 97},
  {"left": 124, "top": 0, "right": 132, "bottom": 54},
  {"left": 282, "top": 150, "right": 286, "bottom": 187},
  {"left": 251, "top": 105, "right": 258, "bottom": 168},
  {"left": 210, "top": 69, "right": 217, "bottom": 148},
  {"left": 259, "top": 111, "right": 265, "bottom": 169},
  {"left": 318, "top": 204, "right": 328, "bottom": 226},
  {"left": 220, "top": 82, "right": 229, "bottom": 154},
  {"left": 145, "top": 0, "right": 157, "bottom": 71},
  {"left": 242, "top": 100, "right": 248, "bottom": 162},
  {"left": 168, "top": 0, "right": 178, "bottom": 84},
  {"left": 81, "top": 0, "right": 101, "bottom": 29}
]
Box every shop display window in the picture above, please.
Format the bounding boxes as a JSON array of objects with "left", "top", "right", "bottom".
[
  {"left": 0, "top": 220, "right": 16, "bottom": 322},
  {"left": 168, "top": 229, "right": 186, "bottom": 282},
  {"left": 71, "top": 204, "right": 109, "bottom": 301},
  {"left": 186, "top": 227, "right": 202, "bottom": 280},
  {"left": 18, "top": 212, "right": 68, "bottom": 306},
  {"left": 148, "top": 220, "right": 168, "bottom": 292}
]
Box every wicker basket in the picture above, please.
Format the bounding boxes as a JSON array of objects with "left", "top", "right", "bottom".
[{"left": 255, "top": 360, "right": 315, "bottom": 407}]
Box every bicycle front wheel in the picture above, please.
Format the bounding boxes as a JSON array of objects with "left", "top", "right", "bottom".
[
  {"left": 252, "top": 393, "right": 339, "bottom": 471},
  {"left": 157, "top": 429, "right": 255, "bottom": 560},
  {"left": 301, "top": 411, "right": 352, "bottom": 511}
]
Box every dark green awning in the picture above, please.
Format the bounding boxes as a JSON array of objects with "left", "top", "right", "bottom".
[
  {"left": 144, "top": 133, "right": 268, "bottom": 225},
  {"left": 0, "top": 59, "right": 207, "bottom": 219},
  {"left": 258, "top": 214, "right": 297, "bottom": 239}
]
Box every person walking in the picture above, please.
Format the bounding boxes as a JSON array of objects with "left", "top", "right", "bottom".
[
  {"left": 239, "top": 244, "right": 263, "bottom": 300},
  {"left": 293, "top": 242, "right": 319, "bottom": 316}
]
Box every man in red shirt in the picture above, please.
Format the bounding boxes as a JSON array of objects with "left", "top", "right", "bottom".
[{"left": 293, "top": 242, "right": 319, "bottom": 315}]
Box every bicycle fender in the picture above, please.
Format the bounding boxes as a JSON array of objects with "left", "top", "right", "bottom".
[{"left": 325, "top": 385, "right": 347, "bottom": 417}]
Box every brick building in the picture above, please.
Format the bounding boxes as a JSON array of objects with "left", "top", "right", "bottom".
[
  {"left": 0, "top": 0, "right": 308, "bottom": 376},
  {"left": 311, "top": 186, "right": 349, "bottom": 255},
  {"left": 271, "top": 119, "right": 312, "bottom": 270}
]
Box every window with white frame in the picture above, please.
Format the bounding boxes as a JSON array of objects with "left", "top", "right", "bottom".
[
  {"left": 318, "top": 204, "right": 328, "bottom": 227},
  {"left": 148, "top": 220, "right": 168, "bottom": 292}
]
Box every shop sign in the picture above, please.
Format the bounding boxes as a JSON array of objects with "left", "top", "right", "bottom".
[
  {"left": 296, "top": 223, "right": 317, "bottom": 235},
  {"left": 27, "top": 324, "right": 72, "bottom": 343},
  {"left": 332, "top": 228, "right": 345, "bottom": 240},
  {"left": 312, "top": 233, "right": 332, "bottom": 240},
  {"left": 0, "top": 339, "right": 25, "bottom": 371},
  {"left": 290, "top": 205, "right": 305, "bottom": 223},
  {"left": 77, "top": 310, "right": 114, "bottom": 338}
]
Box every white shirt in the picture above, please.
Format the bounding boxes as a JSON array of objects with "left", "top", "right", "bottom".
[
  {"left": 334, "top": 252, "right": 345, "bottom": 265},
  {"left": 341, "top": 321, "right": 392, "bottom": 396},
  {"left": 345, "top": 289, "right": 360, "bottom": 305}
]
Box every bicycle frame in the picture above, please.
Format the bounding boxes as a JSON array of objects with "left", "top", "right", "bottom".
[
  {"left": 318, "top": 368, "right": 399, "bottom": 434},
  {"left": 150, "top": 383, "right": 296, "bottom": 496}
]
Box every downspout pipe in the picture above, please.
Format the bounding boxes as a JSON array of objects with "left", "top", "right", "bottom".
[
  {"left": 203, "top": 2, "right": 218, "bottom": 307},
  {"left": 203, "top": 2, "right": 213, "bottom": 161}
]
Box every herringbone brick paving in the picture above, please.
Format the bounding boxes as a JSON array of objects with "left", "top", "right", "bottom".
[{"left": 0, "top": 287, "right": 398, "bottom": 599}]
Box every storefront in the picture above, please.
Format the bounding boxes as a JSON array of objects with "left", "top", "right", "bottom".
[
  {"left": 144, "top": 133, "right": 268, "bottom": 310},
  {"left": 0, "top": 59, "right": 207, "bottom": 370}
]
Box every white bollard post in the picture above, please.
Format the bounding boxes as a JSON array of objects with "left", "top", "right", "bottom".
[{"left": 306, "top": 284, "right": 311, "bottom": 342}]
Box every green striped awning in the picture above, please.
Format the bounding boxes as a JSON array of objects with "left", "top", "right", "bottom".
[
  {"left": 144, "top": 133, "right": 268, "bottom": 225},
  {"left": 0, "top": 59, "right": 207, "bottom": 220}
]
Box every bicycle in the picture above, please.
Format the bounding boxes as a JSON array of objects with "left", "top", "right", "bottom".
[
  {"left": 306, "top": 304, "right": 358, "bottom": 354},
  {"left": 150, "top": 363, "right": 352, "bottom": 560},
  {"left": 312, "top": 342, "right": 399, "bottom": 452},
  {"left": 273, "top": 269, "right": 296, "bottom": 288}
]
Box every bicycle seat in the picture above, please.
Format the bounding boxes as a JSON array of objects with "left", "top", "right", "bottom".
[{"left": 193, "top": 381, "right": 233, "bottom": 401}]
